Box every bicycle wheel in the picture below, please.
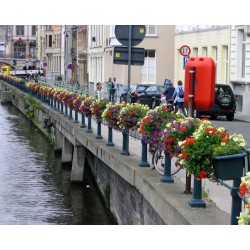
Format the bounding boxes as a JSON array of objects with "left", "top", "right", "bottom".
[{"left": 152, "top": 148, "right": 182, "bottom": 176}]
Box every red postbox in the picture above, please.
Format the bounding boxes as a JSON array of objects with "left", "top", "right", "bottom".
[{"left": 184, "top": 57, "right": 216, "bottom": 110}]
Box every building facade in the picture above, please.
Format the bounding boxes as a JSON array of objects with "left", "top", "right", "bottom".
[
  {"left": 174, "top": 25, "right": 231, "bottom": 86},
  {"left": 102, "top": 25, "right": 175, "bottom": 86},
  {"left": 5, "top": 25, "right": 37, "bottom": 61},
  {"left": 38, "top": 25, "right": 64, "bottom": 83},
  {"left": 230, "top": 25, "right": 250, "bottom": 114},
  {"left": 77, "top": 25, "right": 88, "bottom": 88}
]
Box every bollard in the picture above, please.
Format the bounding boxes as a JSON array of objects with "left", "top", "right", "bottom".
[
  {"left": 53, "top": 99, "right": 57, "bottom": 110},
  {"left": 57, "top": 100, "right": 60, "bottom": 112},
  {"left": 87, "top": 115, "right": 93, "bottom": 133},
  {"left": 68, "top": 109, "right": 73, "bottom": 120},
  {"left": 60, "top": 103, "right": 64, "bottom": 114},
  {"left": 74, "top": 110, "right": 79, "bottom": 123},
  {"left": 188, "top": 178, "right": 206, "bottom": 208},
  {"left": 184, "top": 174, "right": 192, "bottom": 194},
  {"left": 96, "top": 121, "right": 103, "bottom": 139},
  {"left": 81, "top": 113, "right": 86, "bottom": 128},
  {"left": 231, "top": 179, "right": 242, "bottom": 225},
  {"left": 138, "top": 138, "right": 150, "bottom": 167},
  {"left": 106, "top": 126, "right": 114, "bottom": 146},
  {"left": 50, "top": 98, "right": 53, "bottom": 108},
  {"left": 160, "top": 150, "right": 174, "bottom": 183},
  {"left": 120, "top": 129, "right": 129, "bottom": 155},
  {"left": 64, "top": 104, "right": 68, "bottom": 116}
]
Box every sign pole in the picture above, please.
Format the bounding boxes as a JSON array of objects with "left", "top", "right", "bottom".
[
  {"left": 126, "top": 25, "right": 132, "bottom": 155},
  {"left": 127, "top": 25, "right": 132, "bottom": 104}
]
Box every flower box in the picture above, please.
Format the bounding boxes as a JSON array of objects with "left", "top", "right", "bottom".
[{"left": 211, "top": 152, "right": 247, "bottom": 180}]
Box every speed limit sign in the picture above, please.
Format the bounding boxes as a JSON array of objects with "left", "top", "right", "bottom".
[{"left": 180, "top": 45, "right": 191, "bottom": 56}]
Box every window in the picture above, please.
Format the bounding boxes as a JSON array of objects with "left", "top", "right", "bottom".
[
  {"left": 222, "top": 45, "right": 229, "bottom": 84},
  {"left": 16, "top": 25, "right": 24, "bottom": 36},
  {"left": 141, "top": 50, "right": 156, "bottom": 83},
  {"left": 212, "top": 46, "right": 218, "bottom": 82},
  {"left": 242, "top": 32, "right": 246, "bottom": 78},
  {"left": 145, "top": 25, "right": 156, "bottom": 36},
  {"left": 192, "top": 47, "right": 198, "bottom": 56},
  {"left": 202, "top": 47, "right": 207, "bottom": 57},
  {"left": 237, "top": 29, "right": 246, "bottom": 79},
  {"left": 32, "top": 26, "right": 36, "bottom": 36},
  {"left": 49, "top": 35, "right": 52, "bottom": 47}
]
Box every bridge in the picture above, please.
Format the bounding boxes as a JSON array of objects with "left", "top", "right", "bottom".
[
  {"left": 0, "top": 79, "right": 231, "bottom": 225},
  {"left": 0, "top": 54, "right": 36, "bottom": 68}
]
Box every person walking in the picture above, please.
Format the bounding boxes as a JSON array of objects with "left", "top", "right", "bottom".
[
  {"left": 107, "top": 77, "right": 115, "bottom": 102},
  {"left": 163, "top": 82, "right": 175, "bottom": 111},
  {"left": 96, "top": 82, "right": 102, "bottom": 99},
  {"left": 173, "top": 80, "right": 186, "bottom": 115},
  {"left": 113, "top": 77, "right": 118, "bottom": 102}
]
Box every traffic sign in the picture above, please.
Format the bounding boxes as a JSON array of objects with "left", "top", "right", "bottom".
[
  {"left": 183, "top": 56, "right": 190, "bottom": 69},
  {"left": 115, "top": 25, "right": 146, "bottom": 47},
  {"left": 113, "top": 46, "right": 145, "bottom": 66},
  {"left": 180, "top": 45, "right": 191, "bottom": 56}
]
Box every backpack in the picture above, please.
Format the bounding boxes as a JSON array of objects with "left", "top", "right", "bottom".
[{"left": 178, "top": 87, "right": 184, "bottom": 98}]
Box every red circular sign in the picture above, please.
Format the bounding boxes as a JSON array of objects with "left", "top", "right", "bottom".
[{"left": 180, "top": 45, "right": 191, "bottom": 56}]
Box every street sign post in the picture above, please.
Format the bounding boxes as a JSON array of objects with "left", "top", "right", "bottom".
[
  {"left": 114, "top": 25, "right": 146, "bottom": 156},
  {"left": 115, "top": 25, "right": 146, "bottom": 46},
  {"left": 183, "top": 56, "right": 190, "bottom": 69},
  {"left": 113, "top": 46, "right": 145, "bottom": 65}
]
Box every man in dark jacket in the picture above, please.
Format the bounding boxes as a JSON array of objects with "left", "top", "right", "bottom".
[{"left": 164, "top": 82, "right": 175, "bottom": 102}]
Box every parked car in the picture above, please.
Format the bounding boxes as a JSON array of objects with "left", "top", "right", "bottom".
[
  {"left": 137, "top": 85, "right": 168, "bottom": 109},
  {"left": 119, "top": 83, "right": 153, "bottom": 103},
  {"left": 195, "top": 84, "right": 236, "bottom": 121}
]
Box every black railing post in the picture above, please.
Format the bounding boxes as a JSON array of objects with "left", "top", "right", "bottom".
[
  {"left": 160, "top": 150, "right": 174, "bottom": 183},
  {"left": 138, "top": 138, "right": 150, "bottom": 167},
  {"left": 106, "top": 126, "right": 114, "bottom": 146}
]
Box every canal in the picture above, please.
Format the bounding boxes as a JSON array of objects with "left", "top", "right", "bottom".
[{"left": 0, "top": 103, "right": 115, "bottom": 225}]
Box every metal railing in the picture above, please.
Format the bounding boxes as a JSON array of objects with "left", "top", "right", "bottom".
[
  {"left": 1, "top": 76, "right": 249, "bottom": 225},
  {"left": 0, "top": 53, "right": 37, "bottom": 60}
]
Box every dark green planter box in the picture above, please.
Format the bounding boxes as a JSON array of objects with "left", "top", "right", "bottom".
[{"left": 211, "top": 152, "right": 247, "bottom": 180}]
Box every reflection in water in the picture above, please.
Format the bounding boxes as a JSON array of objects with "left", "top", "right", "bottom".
[{"left": 0, "top": 103, "right": 114, "bottom": 225}]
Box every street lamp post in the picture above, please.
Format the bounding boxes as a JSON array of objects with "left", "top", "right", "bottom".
[{"left": 64, "top": 29, "right": 73, "bottom": 85}]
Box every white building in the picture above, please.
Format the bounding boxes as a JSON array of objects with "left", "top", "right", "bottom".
[{"left": 230, "top": 25, "right": 250, "bottom": 114}]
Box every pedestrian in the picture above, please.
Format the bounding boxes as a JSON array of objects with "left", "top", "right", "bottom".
[
  {"left": 173, "top": 80, "right": 186, "bottom": 115},
  {"left": 107, "top": 77, "right": 115, "bottom": 102},
  {"left": 113, "top": 77, "right": 118, "bottom": 102},
  {"left": 34, "top": 72, "right": 38, "bottom": 83},
  {"left": 163, "top": 82, "right": 175, "bottom": 111},
  {"left": 96, "top": 82, "right": 102, "bottom": 99}
]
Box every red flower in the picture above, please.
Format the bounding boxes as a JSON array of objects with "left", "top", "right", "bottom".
[
  {"left": 180, "top": 126, "right": 186, "bottom": 131},
  {"left": 162, "top": 106, "right": 168, "bottom": 111},
  {"left": 181, "top": 151, "right": 189, "bottom": 159},
  {"left": 142, "top": 117, "right": 151, "bottom": 123},
  {"left": 196, "top": 170, "right": 207, "bottom": 179},
  {"left": 165, "top": 144, "right": 172, "bottom": 151},
  {"left": 107, "top": 110, "right": 111, "bottom": 117},
  {"left": 239, "top": 183, "right": 248, "bottom": 196},
  {"left": 166, "top": 137, "right": 174, "bottom": 143},
  {"left": 183, "top": 137, "right": 196, "bottom": 147}
]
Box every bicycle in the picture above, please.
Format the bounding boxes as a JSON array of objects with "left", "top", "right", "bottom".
[{"left": 150, "top": 147, "right": 183, "bottom": 176}]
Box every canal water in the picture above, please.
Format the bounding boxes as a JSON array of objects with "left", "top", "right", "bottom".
[{"left": 0, "top": 103, "right": 114, "bottom": 225}]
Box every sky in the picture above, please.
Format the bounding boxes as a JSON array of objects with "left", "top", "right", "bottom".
[{"left": 1, "top": 0, "right": 249, "bottom": 25}]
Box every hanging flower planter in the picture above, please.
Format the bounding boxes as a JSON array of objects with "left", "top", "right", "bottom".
[{"left": 211, "top": 152, "right": 247, "bottom": 180}]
